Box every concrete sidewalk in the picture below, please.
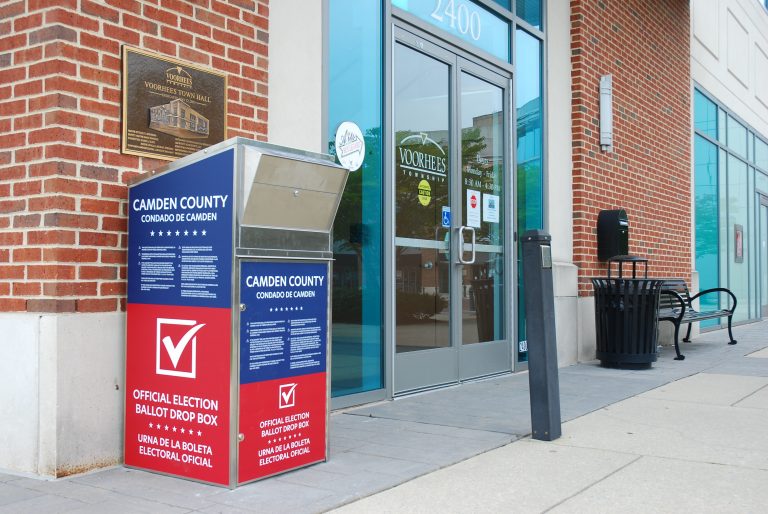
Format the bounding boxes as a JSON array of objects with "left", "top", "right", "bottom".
[
  {"left": 334, "top": 353, "right": 768, "bottom": 512},
  {"left": 1, "top": 321, "right": 766, "bottom": 513}
]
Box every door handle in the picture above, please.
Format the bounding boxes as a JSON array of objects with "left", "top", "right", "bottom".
[{"left": 458, "top": 226, "right": 476, "bottom": 265}]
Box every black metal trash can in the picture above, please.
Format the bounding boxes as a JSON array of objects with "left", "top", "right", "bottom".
[{"left": 591, "top": 278, "right": 663, "bottom": 368}]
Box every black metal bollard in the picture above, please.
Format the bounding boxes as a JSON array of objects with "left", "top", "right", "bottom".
[{"left": 522, "top": 230, "right": 562, "bottom": 441}]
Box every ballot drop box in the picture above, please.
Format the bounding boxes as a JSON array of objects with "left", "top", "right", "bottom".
[{"left": 125, "top": 138, "right": 348, "bottom": 487}]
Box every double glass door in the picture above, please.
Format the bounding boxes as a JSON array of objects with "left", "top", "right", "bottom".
[{"left": 393, "top": 27, "right": 512, "bottom": 393}]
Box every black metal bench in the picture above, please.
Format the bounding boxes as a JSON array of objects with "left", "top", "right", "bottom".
[{"left": 657, "top": 279, "right": 737, "bottom": 360}]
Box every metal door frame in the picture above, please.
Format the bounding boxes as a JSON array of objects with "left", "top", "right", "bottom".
[
  {"left": 453, "top": 56, "right": 513, "bottom": 382},
  {"left": 389, "top": 22, "right": 515, "bottom": 395}
]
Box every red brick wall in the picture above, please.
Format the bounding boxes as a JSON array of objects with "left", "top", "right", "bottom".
[
  {"left": 571, "top": 0, "right": 691, "bottom": 295},
  {"left": 0, "top": 0, "right": 268, "bottom": 312}
]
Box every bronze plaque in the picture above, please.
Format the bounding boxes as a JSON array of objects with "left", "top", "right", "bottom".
[{"left": 122, "top": 46, "right": 227, "bottom": 161}]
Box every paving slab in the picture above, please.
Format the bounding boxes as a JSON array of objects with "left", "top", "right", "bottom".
[
  {"left": 551, "top": 455, "right": 768, "bottom": 514},
  {"left": 733, "top": 384, "right": 768, "bottom": 409},
  {"left": 638, "top": 372, "right": 768, "bottom": 405},
  {"left": 0, "top": 494, "right": 88, "bottom": 513},
  {"left": 748, "top": 347, "right": 768, "bottom": 358},
  {"left": 331, "top": 440, "right": 638, "bottom": 513},
  {"left": 0, "top": 482, "right": 43, "bottom": 507},
  {"left": 69, "top": 496, "right": 193, "bottom": 514},
  {"left": 204, "top": 478, "right": 335, "bottom": 514},
  {"left": 708, "top": 356, "right": 768, "bottom": 377},
  {"left": 335, "top": 364, "right": 768, "bottom": 513},
  {"left": 557, "top": 396, "right": 768, "bottom": 470},
  {"left": 3, "top": 478, "right": 114, "bottom": 505},
  {"left": 0, "top": 322, "right": 765, "bottom": 514}
]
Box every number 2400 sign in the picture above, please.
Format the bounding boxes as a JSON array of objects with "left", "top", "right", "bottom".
[{"left": 431, "top": 0, "right": 482, "bottom": 41}]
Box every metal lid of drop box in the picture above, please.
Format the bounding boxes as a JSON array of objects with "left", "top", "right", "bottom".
[{"left": 131, "top": 137, "right": 349, "bottom": 260}]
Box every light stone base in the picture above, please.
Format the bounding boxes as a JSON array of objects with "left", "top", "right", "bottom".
[
  {"left": 553, "top": 262, "right": 579, "bottom": 366},
  {"left": 0, "top": 312, "right": 125, "bottom": 477}
]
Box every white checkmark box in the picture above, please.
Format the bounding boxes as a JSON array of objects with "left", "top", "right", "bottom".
[
  {"left": 156, "top": 318, "right": 205, "bottom": 378},
  {"left": 279, "top": 383, "right": 297, "bottom": 409}
]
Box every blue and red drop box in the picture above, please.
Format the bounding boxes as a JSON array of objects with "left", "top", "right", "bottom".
[{"left": 125, "top": 145, "right": 330, "bottom": 487}]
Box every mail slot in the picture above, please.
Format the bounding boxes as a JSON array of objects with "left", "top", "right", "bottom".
[
  {"left": 597, "top": 209, "right": 629, "bottom": 261},
  {"left": 124, "top": 138, "right": 348, "bottom": 487}
]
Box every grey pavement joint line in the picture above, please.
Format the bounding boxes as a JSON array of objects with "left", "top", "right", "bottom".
[
  {"left": 343, "top": 411, "right": 528, "bottom": 437},
  {"left": 541, "top": 455, "right": 644, "bottom": 513},
  {"left": 730, "top": 383, "right": 768, "bottom": 407},
  {"left": 66, "top": 477, "right": 211, "bottom": 512},
  {"left": 581, "top": 400, "right": 763, "bottom": 460}
]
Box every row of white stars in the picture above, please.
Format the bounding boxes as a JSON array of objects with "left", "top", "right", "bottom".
[
  {"left": 269, "top": 307, "right": 304, "bottom": 312},
  {"left": 149, "top": 422, "right": 203, "bottom": 436},
  {"left": 267, "top": 433, "right": 302, "bottom": 444},
  {"left": 149, "top": 229, "right": 207, "bottom": 237}
]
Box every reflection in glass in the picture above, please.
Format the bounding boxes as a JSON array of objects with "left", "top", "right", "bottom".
[
  {"left": 756, "top": 138, "right": 768, "bottom": 171},
  {"left": 727, "top": 116, "right": 748, "bottom": 159},
  {"left": 728, "top": 155, "right": 749, "bottom": 323},
  {"left": 761, "top": 203, "right": 768, "bottom": 317},
  {"left": 460, "top": 72, "right": 505, "bottom": 344},
  {"left": 328, "top": 0, "right": 383, "bottom": 397},
  {"left": 394, "top": 43, "right": 451, "bottom": 353},
  {"left": 516, "top": 0, "right": 541, "bottom": 29},
  {"left": 719, "top": 149, "right": 728, "bottom": 308},
  {"left": 515, "top": 28, "right": 543, "bottom": 359},
  {"left": 694, "top": 135, "right": 719, "bottom": 326},
  {"left": 718, "top": 109, "right": 727, "bottom": 145},
  {"left": 694, "top": 89, "right": 768, "bottom": 326},
  {"left": 749, "top": 166, "right": 756, "bottom": 319},
  {"left": 694, "top": 90, "right": 718, "bottom": 140}
]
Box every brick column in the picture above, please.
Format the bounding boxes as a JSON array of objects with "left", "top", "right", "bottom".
[
  {"left": 0, "top": 0, "right": 269, "bottom": 477},
  {"left": 570, "top": 0, "right": 691, "bottom": 294},
  {"left": 0, "top": 0, "right": 269, "bottom": 314}
]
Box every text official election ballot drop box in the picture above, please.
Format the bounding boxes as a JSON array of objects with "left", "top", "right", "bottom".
[{"left": 125, "top": 138, "right": 348, "bottom": 487}]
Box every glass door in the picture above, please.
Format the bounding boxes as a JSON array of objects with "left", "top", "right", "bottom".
[
  {"left": 393, "top": 35, "right": 456, "bottom": 392},
  {"left": 456, "top": 61, "right": 510, "bottom": 380},
  {"left": 393, "top": 27, "right": 511, "bottom": 394}
]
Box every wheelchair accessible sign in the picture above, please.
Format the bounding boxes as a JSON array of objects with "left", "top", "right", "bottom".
[{"left": 441, "top": 206, "right": 451, "bottom": 228}]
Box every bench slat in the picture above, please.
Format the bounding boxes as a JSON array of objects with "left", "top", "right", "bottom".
[{"left": 683, "top": 310, "right": 731, "bottom": 321}]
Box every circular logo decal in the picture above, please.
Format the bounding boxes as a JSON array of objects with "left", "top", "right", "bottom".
[
  {"left": 334, "top": 121, "right": 365, "bottom": 172},
  {"left": 418, "top": 180, "right": 431, "bottom": 206},
  {"left": 470, "top": 193, "right": 478, "bottom": 209}
]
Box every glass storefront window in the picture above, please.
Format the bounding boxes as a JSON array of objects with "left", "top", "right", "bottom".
[
  {"left": 516, "top": 0, "right": 541, "bottom": 29},
  {"left": 694, "top": 90, "right": 717, "bottom": 139},
  {"left": 694, "top": 135, "right": 719, "bottom": 326},
  {"left": 718, "top": 109, "right": 727, "bottom": 145},
  {"left": 695, "top": 88, "right": 768, "bottom": 325},
  {"left": 328, "top": 1, "right": 384, "bottom": 397},
  {"left": 515, "top": 28, "right": 542, "bottom": 359},
  {"left": 749, "top": 168, "right": 757, "bottom": 318},
  {"left": 727, "top": 115, "right": 748, "bottom": 159},
  {"left": 392, "top": 0, "right": 511, "bottom": 62},
  {"left": 758, "top": 171, "right": 768, "bottom": 196},
  {"left": 756, "top": 138, "right": 768, "bottom": 171},
  {"left": 727, "top": 155, "right": 749, "bottom": 323},
  {"left": 718, "top": 149, "right": 728, "bottom": 313},
  {"left": 761, "top": 202, "right": 768, "bottom": 318}
]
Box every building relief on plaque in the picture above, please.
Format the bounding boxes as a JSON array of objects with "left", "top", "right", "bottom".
[{"left": 149, "top": 99, "right": 210, "bottom": 139}]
